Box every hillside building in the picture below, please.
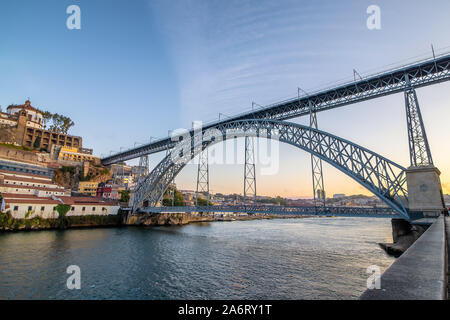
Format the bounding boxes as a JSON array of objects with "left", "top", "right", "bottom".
[
  {"left": 0, "top": 168, "right": 119, "bottom": 219},
  {"left": 0, "top": 100, "right": 82, "bottom": 152}
]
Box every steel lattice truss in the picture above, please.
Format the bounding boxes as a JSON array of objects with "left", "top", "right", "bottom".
[
  {"left": 136, "top": 155, "right": 149, "bottom": 185},
  {"left": 244, "top": 136, "right": 256, "bottom": 204},
  {"left": 405, "top": 87, "right": 433, "bottom": 167},
  {"left": 142, "top": 205, "right": 398, "bottom": 219},
  {"left": 195, "top": 150, "right": 210, "bottom": 206},
  {"left": 132, "top": 119, "right": 409, "bottom": 219},
  {"left": 102, "top": 53, "right": 450, "bottom": 165},
  {"left": 309, "top": 102, "right": 326, "bottom": 207}
]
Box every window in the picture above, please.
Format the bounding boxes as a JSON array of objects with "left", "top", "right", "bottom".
[
  {"left": 92, "top": 207, "right": 96, "bottom": 211},
  {"left": 28, "top": 206, "right": 32, "bottom": 211},
  {"left": 41, "top": 206, "right": 45, "bottom": 211},
  {"left": 82, "top": 207, "right": 86, "bottom": 212},
  {"left": 53, "top": 207, "right": 56, "bottom": 211},
  {"left": 71, "top": 207, "right": 75, "bottom": 211},
  {"left": 14, "top": 206, "right": 18, "bottom": 211}
]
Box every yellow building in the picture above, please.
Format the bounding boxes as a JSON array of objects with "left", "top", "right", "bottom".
[
  {"left": 78, "top": 181, "right": 99, "bottom": 196},
  {"left": 58, "top": 147, "right": 100, "bottom": 164}
]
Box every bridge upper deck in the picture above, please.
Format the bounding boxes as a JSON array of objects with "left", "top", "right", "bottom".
[{"left": 102, "top": 53, "right": 450, "bottom": 165}]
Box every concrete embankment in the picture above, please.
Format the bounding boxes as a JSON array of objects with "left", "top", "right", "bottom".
[
  {"left": 361, "top": 216, "right": 448, "bottom": 300},
  {"left": 446, "top": 217, "right": 450, "bottom": 299}
]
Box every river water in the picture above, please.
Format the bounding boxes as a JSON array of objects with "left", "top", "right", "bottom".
[{"left": 0, "top": 217, "right": 394, "bottom": 300}]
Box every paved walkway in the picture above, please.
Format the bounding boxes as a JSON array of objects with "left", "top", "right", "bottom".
[{"left": 361, "top": 216, "right": 447, "bottom": 300}]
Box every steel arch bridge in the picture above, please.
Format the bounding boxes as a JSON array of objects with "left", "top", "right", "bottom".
[{"left": 132, "top": 119, "right": 410, "bottom": 220}]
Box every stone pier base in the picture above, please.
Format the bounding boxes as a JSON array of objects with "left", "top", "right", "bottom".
[{"left": 405, "top": 166, "right": 445, "bottom": 218}]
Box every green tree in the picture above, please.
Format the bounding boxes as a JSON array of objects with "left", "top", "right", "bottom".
[
  {"left": 41, "top": 111, "right": 52, "bottom": 129},
  {"left": 56, "top": 204, "right": 71, "bottom": 229},
  {"left": 25, "top": 208, "right": 34, "bottom": 219},
  {"left": 60, "top": 116, "right": 75, "bottom": 134},
  {"left": 119, "top": 190, "right": 130, "bottom": 203},
  {"left": 49, "top": 113, "right": 62, "bottom": 132},
  {"left": 33, "top": 136, "right": 41, "bottom": 149},
  {"left": 162, "top": 186, "right": 185, "bottom": 206},
  {"left": 0, "top": 192, "right": 4, "bottom": 213},
  {"left": 196, "top": 197, "right": 213, "bottom": 206}
]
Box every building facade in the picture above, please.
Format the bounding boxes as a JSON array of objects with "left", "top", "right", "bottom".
[
  {"left": 0, "top": 100, "right": 83, "bottom": 152},
  {"left": 4, "top": 194, "right": 119, "bottom": 219},
  {"left": 97, "top": 182, "right": 119, "bottom": 200},
  {"left": 1, "top": 169, "right": 119, "bottom": 219},
  {"left": 58, "top": 147, "right": 100, "bottom": 164},
  {"left": 78, "top": 181, "right": 99, "bottom": 196},
  {"left": 0, "top": 170, "right": 70, "bottom": 197}
]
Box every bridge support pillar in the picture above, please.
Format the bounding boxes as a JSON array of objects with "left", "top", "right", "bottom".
[
  {"left": 309, "top": 101, "right": 326, "bottom": 207},
  {"left": 196, "top": 149, "right": 210, "bottom": 206},
  {"left": 137, "top": 155, "right": 149, "bottom": 184},
  {"left": 244, "top": 136, "right": 256, "bottom": 205},
  {"left": 405, "top": 166, "right": 445, "bottom": 218}
]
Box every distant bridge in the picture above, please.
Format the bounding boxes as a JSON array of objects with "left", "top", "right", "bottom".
[{"left": 142, "top": 205, "right": 399, "bottom": 219}]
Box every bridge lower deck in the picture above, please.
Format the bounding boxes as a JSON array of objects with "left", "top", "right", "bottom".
[{"left": 138, "top": 205, "right": 400, "bottom": 219}]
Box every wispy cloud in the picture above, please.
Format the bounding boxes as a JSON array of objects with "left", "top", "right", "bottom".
[{"left": 147, "top": 0, "right": 346, "bottom": 124}]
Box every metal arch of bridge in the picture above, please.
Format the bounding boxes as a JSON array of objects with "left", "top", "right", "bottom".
[
  {"left": 102, "top": 53, "right": 450, "bottom": 165},
  {"left": 132, "top": 119, "right": 409, "bottom": 220}
]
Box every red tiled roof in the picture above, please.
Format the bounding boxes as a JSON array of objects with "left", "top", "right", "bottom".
[
  {"left": 1, "top": 193, "right": 43, "bottom": 199},
  {"left": 2, "top": 175, "right": 54, "bottom": 185},
  {"left": 2, "top": 194, "right": 118, "bottom": 206},
  {"left": 0, "top": 183, "right": 68, "bottom": 193},
  {"left": 4, "top": 199, "right": 61, "bottom": 205},
  {"left": 58, "top": 196, "right": 118, "bottom": 206},
  {"left": 0, "top": 169, "right": 51, "bottom": 180}
]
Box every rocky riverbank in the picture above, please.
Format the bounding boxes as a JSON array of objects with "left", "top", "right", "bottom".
[
  {"left": 378, "top": 219, "right": 428, "bottom": 257},
  {"left": 126, "top": 212, "right": 314, "bottom": 226},
  {"left": 0, "top": 214, "right": 123, "bottom": 231}
]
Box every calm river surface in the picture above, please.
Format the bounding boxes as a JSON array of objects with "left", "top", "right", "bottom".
[{"left": 0, "top": 217, "right": 395, "bottom": 300}]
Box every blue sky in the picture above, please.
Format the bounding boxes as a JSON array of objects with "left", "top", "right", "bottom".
[{"left": 1, "top": 0, "right": 450, "bottom": 197}]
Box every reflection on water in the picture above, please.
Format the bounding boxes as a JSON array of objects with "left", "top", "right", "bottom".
[{"left": 0, "top": 217, "right": 394, "bottom": 300}]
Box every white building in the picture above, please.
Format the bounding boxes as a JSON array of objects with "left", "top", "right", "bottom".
[
  {"left": 3, "top": 194, "right": 119, "bottom": 219},
  {"left": 0, "top": 168, "right": 119, "bottom": 219},
  {"left": 0, "top": 170, "right": 70, "bottom": 197},
  {"left": 6, "top": 100, "right": 43, "bottom": 129}
]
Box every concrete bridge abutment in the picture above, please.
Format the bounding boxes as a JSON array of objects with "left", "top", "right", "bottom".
[{"left": 405, "top": 166, "right": 446, "bottom": 218}]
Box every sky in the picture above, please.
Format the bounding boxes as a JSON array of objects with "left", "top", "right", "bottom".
[{"left": 1, "top": 0, "right": 450, "bottom": 198}]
